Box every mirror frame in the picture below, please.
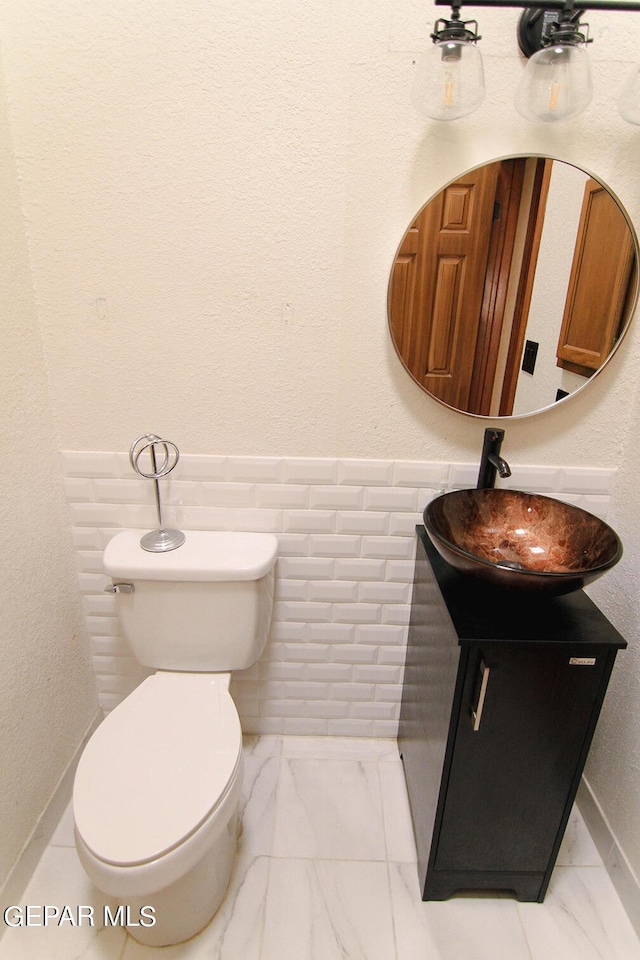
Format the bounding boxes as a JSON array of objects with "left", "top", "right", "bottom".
[{"left": 387, "top": 154, "right": 640, "bottom": 420}]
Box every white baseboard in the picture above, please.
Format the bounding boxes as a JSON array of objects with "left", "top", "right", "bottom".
[
  {"left": 577, "top": 775, "right": 640, "bottom": 938},
  {"left": 0, "top": 710, "right": 102, "bottom": 938}
]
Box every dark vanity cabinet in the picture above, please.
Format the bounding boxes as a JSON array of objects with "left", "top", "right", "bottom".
[{"left": 398, "top": 526, "right": 626, "bottom": 903}]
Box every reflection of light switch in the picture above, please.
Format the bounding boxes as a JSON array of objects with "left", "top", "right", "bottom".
[{"left": 522, "top": 340, "right": 538, "bottom": 375}]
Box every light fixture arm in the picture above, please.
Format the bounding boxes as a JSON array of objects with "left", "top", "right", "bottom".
[
  {"left": 434, "top": 0, "right": 640, "bottom": 9},
  {"left": 434, "top": 0, "right": 640, "bottom": 58},
  {"left": 539, "top": 9, "right": 591, "bottom": 47},
  {"left": 516, "top": 0, "right": 592, "bottom": 56},
  {"left": 432, "top": 0, "right": 482, "bottom": 43}
]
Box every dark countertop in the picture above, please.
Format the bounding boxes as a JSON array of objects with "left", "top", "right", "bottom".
[{"left": 418, "top": 525, "right": 627, "bottom": 650}]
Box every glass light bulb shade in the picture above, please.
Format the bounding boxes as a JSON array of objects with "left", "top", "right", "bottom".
[
  {"left": 618, "top": 63, "right": 640, "bottom": 125},
  {"left": 411, "top": 41, "right": 485, "bottom": 121},
  {"left": 514, "top": 44, "right": 592, "bottom": 123}
]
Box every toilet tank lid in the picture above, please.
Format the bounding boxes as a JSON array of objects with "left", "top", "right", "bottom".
[{"left": 103, "top": 530, "right": 278, "bottom": 581}]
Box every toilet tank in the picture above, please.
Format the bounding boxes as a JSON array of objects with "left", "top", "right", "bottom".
[{"left": 103, "top": 530, "right": 278, "bottom": 672}]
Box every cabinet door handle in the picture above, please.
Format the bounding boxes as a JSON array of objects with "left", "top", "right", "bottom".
[{"left": 472, "top": 660, "right": 491, "bottom": 731}]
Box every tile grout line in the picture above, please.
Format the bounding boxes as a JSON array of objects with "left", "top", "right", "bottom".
[
  {"left": 376, "top": 751, "right": 402, "bottom": 960},
  {"left": 512, "top": 900, "right": 537, "bottom": 960}
]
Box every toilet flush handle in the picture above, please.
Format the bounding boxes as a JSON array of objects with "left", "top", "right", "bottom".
[{"left": 103, "top": 582, "right": 135, "bottom": 594}]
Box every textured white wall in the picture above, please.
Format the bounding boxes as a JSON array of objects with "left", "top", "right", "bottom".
[
  {"left": 0, "top": 55, "right": 98, "bottom": 888},
  {"left": 2, "top": 0, "right": 640, "bottom": 888},
  {"left": 1, "top": 0, "right": 640, "bottom": 464}
]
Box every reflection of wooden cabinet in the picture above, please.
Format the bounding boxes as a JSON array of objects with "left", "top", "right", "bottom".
[
  {"left": 557, "top": 179, "right": 636, "bottom": 377},
  {"left": 398, "top": 527, "right": 626, "bottom": 902}
]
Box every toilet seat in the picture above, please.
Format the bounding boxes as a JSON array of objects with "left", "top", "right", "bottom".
[{"left": 73, "top": 672, "right": 242, "bottom": 867}]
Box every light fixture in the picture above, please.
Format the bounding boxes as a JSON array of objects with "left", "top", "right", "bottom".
[
  {"left": 414, "top": 0, "right": 640, "bottom": 124},
  {"left": 515, "top": 3, "right": 592, "bottom": 122},
  {"left": 411, "top": 0, "right": 485, "bottom": 121},
  {"left": 618, "top": 62, "right": 640, "bottom": 123}
]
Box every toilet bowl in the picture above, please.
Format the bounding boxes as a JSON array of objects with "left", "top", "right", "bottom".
[
  {"left": 72, "top": 530, "right": 278, "bottom": 946},
  {"left": 73, "top": 671, "right": 243, "bottom": 946}
]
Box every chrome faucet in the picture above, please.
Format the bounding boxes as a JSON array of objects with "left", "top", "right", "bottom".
[{"left": 477, "top": 428, "right": 512, "bottom": 489}]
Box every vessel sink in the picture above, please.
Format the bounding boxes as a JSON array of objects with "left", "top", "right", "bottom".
[{"left": 424, "top": 489, "right": 622, "bottom": 596}]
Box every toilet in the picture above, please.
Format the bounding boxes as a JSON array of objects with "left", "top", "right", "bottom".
[{"left": 72, "top": 529, "right": 278, "bottom": 947}]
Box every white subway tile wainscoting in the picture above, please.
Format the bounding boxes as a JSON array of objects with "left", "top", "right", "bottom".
[
  {"left": 1, "top": 736, "right": 638, "bottom": 960},
  {"left": 61, "top": 452, "right": 617, "bottom": 735}
]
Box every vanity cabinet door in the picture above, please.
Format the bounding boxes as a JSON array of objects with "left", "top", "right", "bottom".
[{"left": 434, "top": 643, "right": 610, "bottom": 877}]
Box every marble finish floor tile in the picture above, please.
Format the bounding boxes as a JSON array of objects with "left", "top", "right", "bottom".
[
  {"left": 121, "top": 855, "right": 269, "bottom": 960},
  {"left": 242, "top": 735, "right": 282, "bottom": 758},
  {"left": 3, "top": 736, "right": 640, "bottom": 960},
  {"left": 238, "top": 756, "right": 279, "bottom": 856},
  {"left": 271, "top": 758, "right": 386, "bottom": 860},
  {"left": 0, "top": 845, "right": 127, "bottom": 960},
  {"left": 261, "top": 859, "right": 396, "bottom": 960},
  {"left": 389, "top": 862, "right": 533, "bottom": 960},
  {"left": 281, "top": 735, "right": 399, "bottom": 762},
  {"left": 517, "top": 865, "right": 640, "bottom": 960},
  {"left": 378, "top": 760, "right": 418, "bottom": 863}
]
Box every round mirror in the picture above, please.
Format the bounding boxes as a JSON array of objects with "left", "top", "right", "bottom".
[{"left": 388, "top": 157, "right": 639, "bottom": 418}]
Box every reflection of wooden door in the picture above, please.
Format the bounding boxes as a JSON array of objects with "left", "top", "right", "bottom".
[
  {"left": 556, "top": 179, "right": 635, "bottom": 377},
  {"left": 389, "top": 164, "right": 499, "bottom": 410}
]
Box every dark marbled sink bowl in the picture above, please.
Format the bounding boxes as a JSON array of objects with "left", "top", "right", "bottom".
[{"left": 424, "top": 489, "right": 622, "bottom": 596}]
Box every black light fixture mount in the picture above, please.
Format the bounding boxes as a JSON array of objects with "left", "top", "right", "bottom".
[
  {"left": 434, "top": 0, "right": 640, "bottom": 12},
  {"left": 432, "top": 0, "right": 482, "bottom": 47},
  {"left": 434, "top": 0, "right": 640, "bottom": 40},
  {"left": 517, "top": 3, "right": 591, "bottom": 58}
]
